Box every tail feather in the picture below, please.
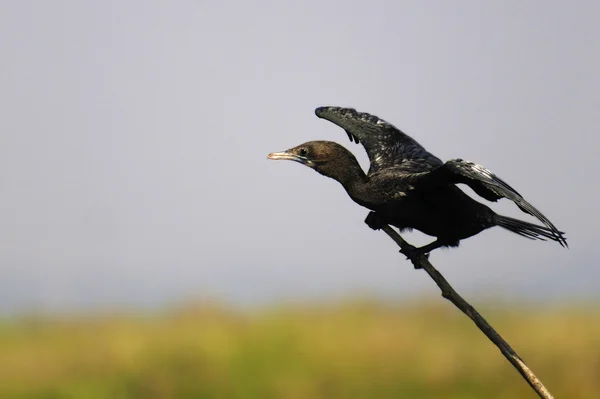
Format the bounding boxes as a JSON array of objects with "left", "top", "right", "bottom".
[{"left": 495, "top": 215, "right": 568, "bottom": 248}]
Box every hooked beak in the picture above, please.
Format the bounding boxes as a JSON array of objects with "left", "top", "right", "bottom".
[{"left": 267, "top": 151, "right": 313, "bottom": 166}]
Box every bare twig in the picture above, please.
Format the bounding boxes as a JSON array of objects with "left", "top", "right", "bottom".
[{"left": 380, "top": 225, "right": 554, "bottom": 399}]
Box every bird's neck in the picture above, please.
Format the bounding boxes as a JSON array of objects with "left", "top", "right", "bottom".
[
  {"left": 317, "top": 155, "right": 372, "bottom": 206},
  {"left": 336, "top": 168, "right": 373, "bottom": 206},
  {"left": 326, "top": 160, "right": 367, "bottom": 186}
]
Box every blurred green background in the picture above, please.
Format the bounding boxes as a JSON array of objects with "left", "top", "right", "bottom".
[{"left": 1, "top": 300, "right": 598, "bottom": 399}]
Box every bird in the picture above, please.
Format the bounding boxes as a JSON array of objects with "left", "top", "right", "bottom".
[{"left": 267, "top": 106, "right": 567, "bottom": 257}]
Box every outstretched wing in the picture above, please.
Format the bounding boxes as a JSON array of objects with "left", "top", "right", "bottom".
[
  {"left": 418, "top": 159, "right": 567, "bottom": 246},
  {"left": 315, "top": 106, "right": 442, "bottom": 175}
]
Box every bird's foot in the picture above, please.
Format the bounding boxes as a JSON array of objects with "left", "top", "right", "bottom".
[
  {"left": 365, "top": 212, "right": 386, "bottom": 231},
  {"left": 399, "top": 243, "right": 429, "bottom": 269}
]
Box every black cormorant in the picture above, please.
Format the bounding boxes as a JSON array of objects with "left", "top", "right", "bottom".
[{"left": 268, "top": 106, "right": 567, "bottom": 255}]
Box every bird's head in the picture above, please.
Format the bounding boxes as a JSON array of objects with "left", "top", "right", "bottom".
[{"left": 268, "top": 141, "right": 365, "bottom": 183}]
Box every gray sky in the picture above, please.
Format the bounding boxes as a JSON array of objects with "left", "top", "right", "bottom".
[{"left": 1, "top": 1, "right": 598, "bottom": 314}]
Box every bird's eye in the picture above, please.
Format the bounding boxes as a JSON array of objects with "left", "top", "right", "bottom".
[{"left": 298, "top": 148, "right": 308, "bottom": 156}]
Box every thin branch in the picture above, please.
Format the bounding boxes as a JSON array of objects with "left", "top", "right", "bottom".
[{"left": 380, "top": 225, "right": 554, "bottom": 399}]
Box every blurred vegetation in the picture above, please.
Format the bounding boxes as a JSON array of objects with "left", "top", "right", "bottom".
[{"left": 0, "top": 299, "right": 599, "bottom": 398}]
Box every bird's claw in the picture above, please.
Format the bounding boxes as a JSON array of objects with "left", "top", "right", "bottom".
[
  {"left": 365, "top": 212, "right": 385, "bottom": 231},
  {"left": 399, "top": 243, "right": 428, "bottom": 269}
]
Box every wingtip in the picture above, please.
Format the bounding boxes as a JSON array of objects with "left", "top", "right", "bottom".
[
  {"left": 315, "top": 106, "right": 337, "bottom": 118},
  {"left": 315, "top": 106, "right": 362, "bottom": 143}
]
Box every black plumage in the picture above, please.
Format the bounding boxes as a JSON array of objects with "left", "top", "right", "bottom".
[{"left": 268, "top": 106, "right": 567, "bottom": 254}]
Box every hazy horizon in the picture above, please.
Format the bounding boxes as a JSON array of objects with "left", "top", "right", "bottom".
[{"left": 1, "top": 1, "right": 598, "bottom": 315}]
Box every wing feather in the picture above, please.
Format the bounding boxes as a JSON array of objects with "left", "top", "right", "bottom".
[
  {"left": 315, "top": 106, "right": 442, "bottom": 174},
  {"left": 420, "top": 159, "right": 567, "bottom": 246}
]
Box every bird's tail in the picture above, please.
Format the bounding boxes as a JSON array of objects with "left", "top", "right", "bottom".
[{"left": 495, "top": 215, "right": 568, "bottom": 247}]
